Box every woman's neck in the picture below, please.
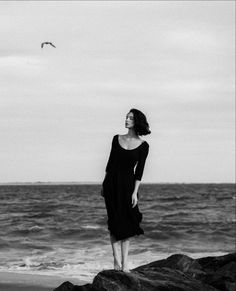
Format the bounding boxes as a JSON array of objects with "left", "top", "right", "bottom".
[{"left": 126, "top": 129, "right": 138, "bottom": 138}]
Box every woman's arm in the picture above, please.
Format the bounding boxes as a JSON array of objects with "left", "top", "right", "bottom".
[
  {"left": 132, "top": 143, "right": 149, "bottom": 207},
  {"left": 131, "top": 180, "right": 141, "bottom": 207}
]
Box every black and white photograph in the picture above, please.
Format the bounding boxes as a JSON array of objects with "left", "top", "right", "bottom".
[{"left": 0, "top": 1, "right": 235, "bottom": 290}]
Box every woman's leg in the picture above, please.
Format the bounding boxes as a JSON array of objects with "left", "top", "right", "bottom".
[
  {"left": 110, "top": 234, "right": 121, "bottom": 270},
  {"left": 121, "top": 238, "right": 130, "bottom": 272}
]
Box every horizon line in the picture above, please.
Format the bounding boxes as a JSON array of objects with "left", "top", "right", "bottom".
[{"left": 0, "top": 181, "right": 235, "bottom": 185}]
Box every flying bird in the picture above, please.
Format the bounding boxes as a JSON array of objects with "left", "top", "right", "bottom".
[{"left": 41, "top": 42, "right": 56, "bottom": 49}]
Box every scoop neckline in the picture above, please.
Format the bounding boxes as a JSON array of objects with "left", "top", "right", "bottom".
[{"left": 117, "top": 134, "right": 145, "bottom": 151}]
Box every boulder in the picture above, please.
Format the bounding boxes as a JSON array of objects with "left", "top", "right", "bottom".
[
  {"left": 196, "top": 253, "right": 236, "bottom": 291},
  {"left": 53, "top": 252, "right": 236, "bottom": 291}
]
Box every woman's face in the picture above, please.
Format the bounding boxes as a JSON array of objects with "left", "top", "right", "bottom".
[{"left": 125, "top": 112, "right": 135, "bottom": 129}]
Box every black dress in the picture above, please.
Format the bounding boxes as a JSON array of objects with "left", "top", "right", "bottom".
[{"left": 102, "top": 134, "right": 149, "bottom": 241}]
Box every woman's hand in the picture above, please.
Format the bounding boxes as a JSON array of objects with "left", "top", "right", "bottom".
[{"left": 131, "top": 193, "right": 138, "bottom": 208}]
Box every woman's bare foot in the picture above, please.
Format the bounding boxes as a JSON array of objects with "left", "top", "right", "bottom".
[
  {"left": 122, "top": 263, "right": 130, "bottom": 272},
  {"left": 114, "top": 258, "right": 121, "bottom": 270}
]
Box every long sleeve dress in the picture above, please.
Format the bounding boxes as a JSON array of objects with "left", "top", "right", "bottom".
[{"left": 102, "top": 134, "right": 149, "bottom": 241}]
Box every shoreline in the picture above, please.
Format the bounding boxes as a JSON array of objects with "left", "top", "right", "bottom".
[
  {"left": 0, "top": 271, "right": 87, "bottom": 291},
  {"left": 0, "top": 283, "right": 51, "bottom": 291},
  {"left": 0, "top": 251, "right": 234, "bottom": 291}
]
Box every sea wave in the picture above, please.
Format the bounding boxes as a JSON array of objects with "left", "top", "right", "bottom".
[
  {"left": 0, "top": 183, "right": 234, "bottom": 281},
  {"left": 29, "top": 225, "right": 45, "bottom": 232},
  {"left": 80, "top": 224, "right": 102, "bottom": 230},
  {"left": 0, "top": 250, "right": 230, "bottom": 282}
]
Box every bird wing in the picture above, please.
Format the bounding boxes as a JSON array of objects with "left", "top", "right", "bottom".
[{"left": 41, "top": 42, "right": 56, "bottom": 48}]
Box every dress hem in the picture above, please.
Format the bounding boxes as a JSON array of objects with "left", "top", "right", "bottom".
[{"left": 108, "top": 229, "right": 144, "bottom": 242}]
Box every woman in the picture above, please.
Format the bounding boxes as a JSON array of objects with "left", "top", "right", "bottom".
[{"left": 101, "top": 108, "right": 151, "bottom": 272}]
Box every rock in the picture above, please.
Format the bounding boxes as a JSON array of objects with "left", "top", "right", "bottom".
[
  {"left": 196, "top": 253, "right": 236, "bottom": 291},
  {"left": 53, "top": 281, "right": 99, "bottom": 291},
  {"left": 71, "top": 284, "right": 100, "bottom": 291},
  {"left": 133, "top": 253, "right": 206, "bottom": 278},
  {"left": 53, "top": 281, "right": 74, "bottom": 291},
  {"left": 92, "top": 267, "right": 217, "bottom": 291},
  {"left": 225, "top": 282, "right": 236, "bottom": 291},
  {"left": 196, "top": 253, "right": 236, "bottom": 272},
  {"left": 53, "top": 252, "right": 236, "bottom": 291}
]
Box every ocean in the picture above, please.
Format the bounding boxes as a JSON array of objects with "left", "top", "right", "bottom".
[{"left": 0, "top": 183, "right": 235, "bottom": 282}]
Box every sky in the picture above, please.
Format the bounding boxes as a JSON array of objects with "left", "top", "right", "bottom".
[{"left": 0, "top": 1, "right": 235, "bottom": 183}]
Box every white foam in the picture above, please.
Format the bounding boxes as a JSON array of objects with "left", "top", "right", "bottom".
[
  {"left": 0, "top": 249, "right": 230, "bottom": 283},
  {"left": 29, "top": 225, "right": 44, "bottom": 231},
  {"left": 81, "top": 224, "right": 101, "bottom": 230}
]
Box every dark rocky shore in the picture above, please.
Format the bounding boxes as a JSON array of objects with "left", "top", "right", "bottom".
[{"left": 54, "top": 252, "right": 236, "bottom": 291}]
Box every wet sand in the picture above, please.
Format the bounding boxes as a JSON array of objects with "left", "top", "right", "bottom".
[
  {"left": 0, "top": 283, "right": 51, "bottom": 291},
  {"left": 0, "top": 271, "right": 87, "bottom": 291}
]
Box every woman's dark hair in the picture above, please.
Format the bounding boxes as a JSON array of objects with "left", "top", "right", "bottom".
[{"left": 129, "top": 108, "right": 151, "bottom": 136}]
